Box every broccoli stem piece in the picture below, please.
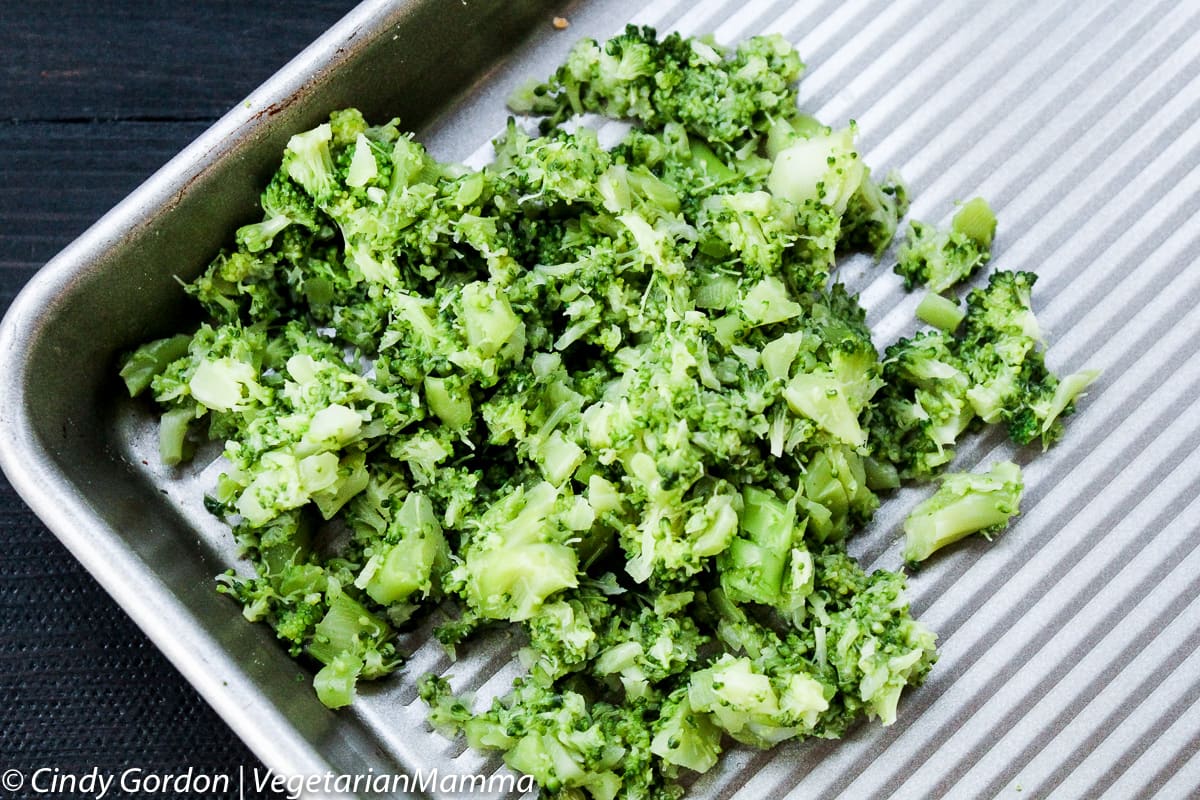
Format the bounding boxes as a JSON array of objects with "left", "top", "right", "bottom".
[
  {"left": 119, "top": 333, "right": 191, "bottom": 396},
  {"left": 916, "top": 291, "right": 966, "bottom": 332},
  {"left": 718, "top": 486, "right": 793, "bottom": 605},
  {"left": 864, "top": 457, "right": 902, "bottom": 491},
  {"left": 158, "top": 406, "right": 194, "bottom": 466},
  {"left": 356, "top": 492, "right": 448, "bottom": 607},
  {"left": 650, "top": 689, "right": 723, "bottom": 773},
  {"left": 903, "top": 461, "right": 1024, "bottom": 565},
  {"left": 306, "top": 592, "right": 391, "bottom": 665},
  {"left": 952, "top": 196, "right": 998, "bottom": 247},
  {"left": 313, "top": 653, "right": 363, "bottom": 709}
]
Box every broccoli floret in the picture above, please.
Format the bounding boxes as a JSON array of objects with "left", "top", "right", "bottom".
[
  {"left": 234, "top": 169, "right": 329, "bottom": 253},
  {"left": 302, "top": 591, "right": 399, "bottom": 705},
  {"left": 893, "top": 197, "right": 995, "bottom": 293},
  {"left": 650, "top": 686, "right": 722, "bottom": 774},
  {"left": 282, "top": 123, "right": 338, "bottom": 203},
  {"left": 1021, "top": 367, "right": 1101, "bottom": 447},
  {"left": 800, "top": 446, "right": 878, "bottom": 542},
  {"left": 894, "top": 218, "right": 990, "bottom": 293},
  {"left": 819, "top": 553, "right": 938, "bottom": 724},
  {"left": 959, "top": 270, "right": 1097, "bottom": 447},
  {"left": 216, "top": 514, "right": 400, "bottom": 709},
  {"left": 686, "top": 653, "right": 832, "bottom": 747},
  {"left": 961, "top": 268, "right": 1041, "bottom": 343},
  {"left": 694, "top": 191, "right": 799, "bottom": 278},
  {"left": 516, "top": 25, "right": 663, "bottom": 127},
  {"left": 658, "top": 33, "right": 804, "bottom": 145},
  {"left": 903, "top": 461, "right": 1024, "bottom": 565},
  {"left": 872, "top": 271, "right": 1095, "bottom": 478},
  {"left": 592, "top": 602, "right": 708, "bottom": 699},
  {"left": 417, "top": 674, "right": 476, "bottom": 736},
  {"left": 614, "top": 462, "right": 740, "bottom": 586},
  {"left": 869, "top": 330, "right": 975, "bottom": 480},
  {"left": 517, "top": 577, "right": 631, "bottom": 684},
  {"left": 520, "top": 593, "right": 607, "bottom": 685},
  {"left": 419, "top": 675, "right": 680, "bottom": 799},
  {"left": 493, "top": 123, "right": 612, "bottom": 209},
  {"left": 838, "top": 169, "right": 909, "bottom": 257},
  {"left": 446, "top": 481, "right": 581, "bottom": 622}
]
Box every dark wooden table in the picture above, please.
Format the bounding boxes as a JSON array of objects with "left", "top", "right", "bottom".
[{"left": 0, "top": 2, "right": 357, "bottom": 792}]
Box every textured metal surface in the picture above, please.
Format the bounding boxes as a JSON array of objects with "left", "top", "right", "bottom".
[{"left": 1, "top": 0, "right": 1198, "bottom": 797}]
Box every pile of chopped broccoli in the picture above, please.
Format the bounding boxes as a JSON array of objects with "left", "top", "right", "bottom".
[{"left": 119, "top": 25, "right": 1097, "bottom": 799}]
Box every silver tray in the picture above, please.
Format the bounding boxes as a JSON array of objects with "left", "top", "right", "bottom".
[{"left": 2, "top": 0, "right": 1199, "bottom": 797}]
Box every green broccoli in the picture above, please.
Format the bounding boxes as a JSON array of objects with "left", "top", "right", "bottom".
[
  {"left": 650, "top": 686, "right": 722, "bottom": 773},
  {"left": 959, "top": 270, "right": 1098, "bottom": 447},
  {"left": 520, "top": 590, "right": 609, "bottom": 685},
  {"left": 114, "top": 24, "right": 1099, "bottom": 800},
  {"left": 870, "top": 271, "right": 1097, "bottom": 480},
  {"left": 839, "top": 169, "right": 909, "bottom": 258},
  {"left": 915, "top": 291, "right": 966, "bottom": 332},
  {"left": 869, "top": 330, "right": 976, "bottom": 480},
  {"left": 419, "top": 675, "right": 675, "bottom": 799},
  {"left": 513, "top": 25, "right": 804, "bottom": 146},
  {"left": 903, "top": 461, "right": 1024, "bottom": 565},
  {"left": 894, "top": 197, "right": 996, "bottom": 292},
  {"left": 818, "top": 553, "right": 938, "bottom": 724},
  {"left": 446, "top": 481, "right": 581, "bottom": 622},
  {"left": 592, "top": 601, "right": 708, "bottom": 699}
]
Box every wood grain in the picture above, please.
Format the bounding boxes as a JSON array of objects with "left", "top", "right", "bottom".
[{"left": 0, "top": 1, "right": 357, "bottom": 122}]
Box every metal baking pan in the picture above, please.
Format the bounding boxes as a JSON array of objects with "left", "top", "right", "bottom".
[{"left": 2, "top": 0, "right": 1198, "bottom": 797}]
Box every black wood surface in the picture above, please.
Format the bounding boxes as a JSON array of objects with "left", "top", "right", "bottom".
[{"left": 0, "top": 2, "right": 358, "bottom": 794}]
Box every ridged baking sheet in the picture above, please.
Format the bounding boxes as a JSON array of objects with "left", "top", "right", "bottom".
[{"left": 148, "top": 0, "right": 1200, "bottom": 796}]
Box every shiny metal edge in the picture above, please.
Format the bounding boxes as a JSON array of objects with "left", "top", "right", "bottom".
[{"left": 3, "top": 0, "right": 1200, "bottom": 798}]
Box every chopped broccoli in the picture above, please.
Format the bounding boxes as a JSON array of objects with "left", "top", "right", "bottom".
[
  {"left": 819, "top": 553, "right": 938, "bottom": 724},
  {"left": 894, "top": 197, "right": 996, "bottom": 292},
  {"left": 719, "top": 486, "right": 799, "bottom": 607},
  {"left": 916, "top": 291, "right": 966, "bottom": 332},
  {"left": 768, "top": 126, "right": 865, "bottom": 216},
  {"left": 959, "top": 270, "right": 1097, "bottom": 447},
  {"left": 514, "top": 25, "right": 804, "bottom": 145},
  {"left": 120, "top": 334, "right": 192, "bottom": 396},
  {"left": 903, "top": 461, "right": 1024, "bottom": 565},
  {"left": 869, "top": 330, "right": 975, "bottom": 480},
  {"left": 115, "top": 24, "right": 1099, "bottom": 800},
  {"left": 871, "top": 270, "right": 1098, "bottom": 479},
  {"left": 952, "top": 196, "right": 998, "bottom": 248},
  {"left": 839, "top": 169, "right": 909, "bottom": 258},
  {"left": 650, "top": 687, "right": 722, "bottom": 773}
]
